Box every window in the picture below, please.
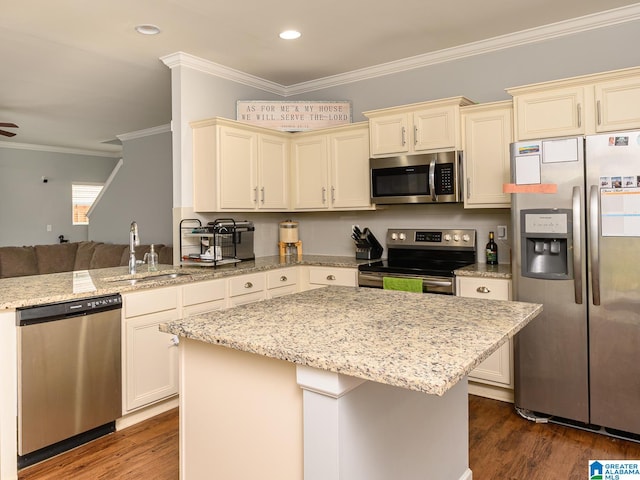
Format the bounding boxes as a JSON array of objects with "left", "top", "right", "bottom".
[{"left": 72, "top": 183, "right": 103, "bottom": 225}]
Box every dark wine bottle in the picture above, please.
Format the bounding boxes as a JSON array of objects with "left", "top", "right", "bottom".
[{"left": 486, "top": 231, "right": 498, "bottom": 265}]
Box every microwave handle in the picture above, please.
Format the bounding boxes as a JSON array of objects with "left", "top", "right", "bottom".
[{"left": 429, "top": 157, "right": 437, "bottom": 201}]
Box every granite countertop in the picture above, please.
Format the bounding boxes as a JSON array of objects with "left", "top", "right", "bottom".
[
  {"left": 0, "top": 255, "right": 368, "bottom": 310},
  {"left": 161, "top": 286, "right": 542, "bottom": 396},
  {"left": 454, "top": 263, "right": 512, "bottom": 279}
]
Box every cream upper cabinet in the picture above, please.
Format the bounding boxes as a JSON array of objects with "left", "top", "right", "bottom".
[
  {"left": 291, "top": 122, "right": 374, "bottom": 210},
  {"left": 291, "top": 132, "right": 328, "bottom": 209},
  {"left": 508, "top": 66, "right": 640, "bottom": 140},
  {"left": 594, "top": 76, "right": 640, "bottom": 132},
  {"left": 366, "top": 112, "right": 409, "bottom": 155},
  {"left": 329, "top": 123, "right": 372, "bottom": 209},
  {"left": 461, "top": 101, "right": 512, "bottom": 208},
  {"left": 365, "top": 97, "right": 474, "bottom": 157},
  {"left": 511, "top": 85, "right": 586, "bottom": 140},
  {"left": 191, "top": 117, "right": 289, "bottom": 212}
]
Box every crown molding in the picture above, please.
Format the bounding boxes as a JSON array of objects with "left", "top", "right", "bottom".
[
  {"left": 161, "top": 4, "right": 640, "bottom": 97},
  {"left": 116, "top": 123, "right": 171, "bottom": 142},
  {"left": 0, "top": 141, "right": 121, "bottom": 158},
  {"left": 286, "top": 3, "right": 640, "bottom": 94},
  {"left": 160, "top": 52, "right": 285, "bottom": 95}
]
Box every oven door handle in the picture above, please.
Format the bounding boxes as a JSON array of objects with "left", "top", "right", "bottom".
[
  {"left": 429, "top": 157, "right": 437, "bottom": 202},
  {"left": 358, "top": 272, "right": 452, "bottom": 288}
]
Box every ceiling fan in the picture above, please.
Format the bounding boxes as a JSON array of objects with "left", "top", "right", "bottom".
[{"left": 0, "top": 122, "right": 18, "bottom": 137}]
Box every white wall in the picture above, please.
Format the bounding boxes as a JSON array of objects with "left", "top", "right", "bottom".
[
  {"left": 0, "top": 146, "right": 118, "bottom": 247},
  {"left": 88, "top": 126, "right": 173, "bottom": 245}
]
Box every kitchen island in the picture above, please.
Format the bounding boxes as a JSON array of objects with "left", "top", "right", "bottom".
[{"left": 162, "top": 286, "right": 542, "bottom": 480}]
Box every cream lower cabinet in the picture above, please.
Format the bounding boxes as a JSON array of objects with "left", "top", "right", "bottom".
[
  {"left": 228, "top": 272, "right": 267, "bottom": 306},
  {"left": 122, "top": 286, "right": 180, "bottom": 413},
  {"left": 303, "top": 266, "right": 358, "bottom": 289},
  {"left": 266, "top": 267, "right": 299, "bottom": 298},
  {"left": 456, "top": 276, "right": 513, "bottom": 402},
  {"left": 461, "top": 101, "right": 512, "bottom": 208},
  {"left": 182, "top": 278, "right": 227, "bottom": 315}
]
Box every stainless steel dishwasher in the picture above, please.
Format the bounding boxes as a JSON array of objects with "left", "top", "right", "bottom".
[{"left": 16, "top": 294, "right": 122, "bottom": 468}]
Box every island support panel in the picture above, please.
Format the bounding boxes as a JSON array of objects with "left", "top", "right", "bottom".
[
  {"left": 179, "top": 339, "right": 304, "bottom": 480},
  {"left": 179, "top": 337, "right": 472, "bottom": 480},
  {"left": 297, "top": 366, "right": 472, "bottom": 480}
]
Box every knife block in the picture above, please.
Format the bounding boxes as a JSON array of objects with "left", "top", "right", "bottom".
[{"left": 353, "top": 228, "right": 383, "bottom": 260}]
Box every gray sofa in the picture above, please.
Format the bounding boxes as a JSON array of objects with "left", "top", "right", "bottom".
[{"left": 0, "top": 241, "right": 173, "bottom": 279}]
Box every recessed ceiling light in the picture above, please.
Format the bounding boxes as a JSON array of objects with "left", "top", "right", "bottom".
[
  {"left": 135, "top": 24, "right": 161, "bottom": 35},
  {"left": 279, "top": 30, "right": 301, "bottom": 40}
]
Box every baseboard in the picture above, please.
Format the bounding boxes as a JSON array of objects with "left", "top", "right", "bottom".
[
  {"left": 460, "top": 467, "right": 473, "bottom": 480},
  {"left": 468, "top": 382, "right": 513, "bottom": 403},
  {"left": 116, "top": 396, "right": 179, "bottom": 430}
]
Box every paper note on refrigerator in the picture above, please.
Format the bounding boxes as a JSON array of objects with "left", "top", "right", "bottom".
[
  {"left": 542, "top": 137, "right": 580, "bottom": 163},
  {"left": 515, "top": 154, "right": 541, "bottom": 184},
  {"left": 600, "top": 188, "right": 640, "bottom": 236}
]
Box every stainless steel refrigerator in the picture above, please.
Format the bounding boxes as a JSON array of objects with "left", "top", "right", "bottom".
[{"left": 511, "top": 131, "right": 640, "bottom": 436}]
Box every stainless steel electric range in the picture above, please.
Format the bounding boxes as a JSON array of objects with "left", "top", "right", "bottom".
[{"left": 357, "top": 228, "right": 477, "bottom": 295}]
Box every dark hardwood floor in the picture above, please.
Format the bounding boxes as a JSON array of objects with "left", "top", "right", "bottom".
[
  {"left": 18, "top": 397, "right": 640, "bottom": 479},
  {"left": 18, "top": 408, "right": 179, "bottom": 480},
  {"left": 469, "top": 395, "right": 640, "bottom": 479}
]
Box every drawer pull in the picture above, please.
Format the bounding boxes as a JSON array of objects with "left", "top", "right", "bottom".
[
  {"left": 326, "top": 275, "right": 336, "bottom": 281},
  {"left": 476, "top": 286, "right": 491, "bottom": 294},
  {"left": 244, "top": 282, "right": 253, "bottom": 289},
  {"left": 280, "top": 275, "right": 288, "bottom": 282},
  {"left": 170, "top": 335, "right": 180, "bottom": 347}
]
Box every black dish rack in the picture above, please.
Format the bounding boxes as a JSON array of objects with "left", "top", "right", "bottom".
[{"left": 179, "top": 218, "right": 244, "bottom": 267}]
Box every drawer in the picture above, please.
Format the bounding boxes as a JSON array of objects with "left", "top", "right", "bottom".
[
  {"left": 267, "top": 268, "right": 298, "bottom": 289},
  {"left": 183, "top": 279, "right": 226, "bottom": 306},
  {"left": 228, "top": 272, "right": 266, "bottom": 297},
  {"left": 123, "top": 286, "right": 179, "bottom": 318},
  {"left": 457, "top": 277, "right": 511, "bottom": 300},
  {"left": 309, "top": 267, "right": 357, "bottom": 287}
]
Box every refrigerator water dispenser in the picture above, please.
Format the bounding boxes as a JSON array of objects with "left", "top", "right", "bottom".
[{"left": 520, "top": 209, "right": 573, "bottom": 280}]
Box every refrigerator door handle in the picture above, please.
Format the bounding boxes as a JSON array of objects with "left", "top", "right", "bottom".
[
  {"left": 572, "top": 186, "right": 583, "bottom": 304},
  {"left": 589, "top": 185, "right": 601, "bottom": 306}
]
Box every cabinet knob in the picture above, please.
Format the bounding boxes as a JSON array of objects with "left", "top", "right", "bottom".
[
  {"left": 476, "top": 286, "right": 491, "bottom": 294},
  {"left": 170, "top": 335, "right": 180, "bottom": 347},
  {"left": 327, "top": 274, "right": 336, "bottom": 281},
  {"left": 280, "top": 275, "right": 288, "bottom": 282},
  {"left": 244, "top": 282, "right": 253, "bottom": 289}
]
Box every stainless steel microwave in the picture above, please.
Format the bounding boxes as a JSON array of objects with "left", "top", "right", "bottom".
[{"left": 370, "top": 151, "right": 462, "bottom": 204}]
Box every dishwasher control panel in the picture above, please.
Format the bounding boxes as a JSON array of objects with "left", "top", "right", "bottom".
[{"left": 16, "top": 294, "right": 122, "bottom": 325}]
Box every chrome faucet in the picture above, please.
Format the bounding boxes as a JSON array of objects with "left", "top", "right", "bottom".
[{"left": 129, "top": 221, "right": 140, "bottom": 274}]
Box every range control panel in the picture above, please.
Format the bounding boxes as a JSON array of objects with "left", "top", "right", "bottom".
[{"left": 386, "top": 229, "right": 476, "bottom": 250}]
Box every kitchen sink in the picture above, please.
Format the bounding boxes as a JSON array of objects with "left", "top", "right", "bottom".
[{"left": 106, "top": 272, "right": 191, "bottom": 285}]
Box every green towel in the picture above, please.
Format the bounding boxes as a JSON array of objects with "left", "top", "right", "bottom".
[{"left": 382, "top": 277, "right": 423, "bottom": 293}]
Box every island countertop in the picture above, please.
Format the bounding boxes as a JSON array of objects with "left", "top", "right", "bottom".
[{"left": 161, "top": 286, "right": 542, "bottom": 396}]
